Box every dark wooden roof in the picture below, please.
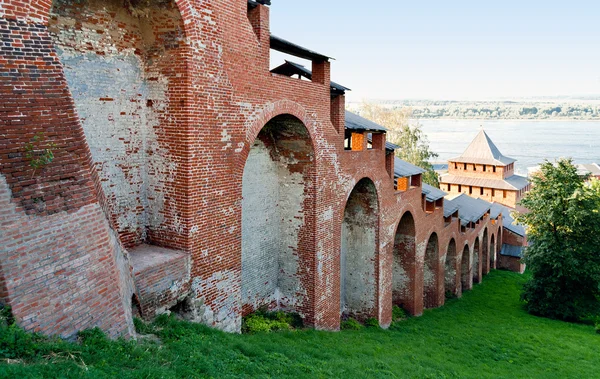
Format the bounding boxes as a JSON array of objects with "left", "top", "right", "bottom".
[
  {"left": 270, "top": 35, "right": 332, "bottom": 62},
  {"left": 248, "top": 0, "right": 271, "bottom": 8},
  {"left": 271, "top": 61, "right": 349, "bottom": 95}
]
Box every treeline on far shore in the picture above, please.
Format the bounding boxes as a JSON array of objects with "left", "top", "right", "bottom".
[{"left": 349, "top": 100, "right": 600, "bottom": 120}]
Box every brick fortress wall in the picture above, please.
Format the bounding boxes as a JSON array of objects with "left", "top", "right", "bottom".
[{"left": 0, "top": 0, "right": 508, "bottom": 337}]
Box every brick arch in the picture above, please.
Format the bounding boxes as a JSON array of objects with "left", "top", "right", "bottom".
[
  {"left": 460, "top": 243, "right": 472, "bottom": 293},
  {"left": 237, "top": 100, "right": 316, "bottom": 174},
  {"left": 473, "top": 236, "right": 481, "bottom": 284},
  {"left": 392, "top": 210, "right": 417, "bottom": 315},
  {"left": 423, "top": 232, "right": 440, "bottom": 308},
  {"left": 444, "top": 238, "right": 459, "bottom": 297},
  {"left": 20, "top": 0, "right": 197, "bottom": 37},
  {"left": 44, "top": 0, "right": 196, "bottom": 246},
  {"left": 240, "top": 108, "right": 317, "bottom": 320},
  {"left": 482, "top": 227, "right": 490, "bottom": 275},
  {"left": 340, "top": 177, "right": 380, "bottom": 320},
  {"left": 340, "top": 176, "right": 382, "bottom": 213},
  {"left": 490, "top": 233, "right": 497, "bottom": 270}
]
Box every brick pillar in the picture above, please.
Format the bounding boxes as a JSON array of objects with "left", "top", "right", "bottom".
[
  {"left": 247, "top": 3, "right": 270, "bottom": 71},
  {"left": 385, "top": 152, "right": 394, "bottom": 179},
  {"left": 330, "top": 94, "right": 345, "bottom": 134},
  {"left": 312, "top": 60, "right": 330, "bottom": 86},
  {"left": 372, "top": 133, "right": 386, "bottom": 151}
]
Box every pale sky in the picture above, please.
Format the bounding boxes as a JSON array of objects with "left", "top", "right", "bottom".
[{"left": 268, "top": 1, "right": 600, "bottom": 101}]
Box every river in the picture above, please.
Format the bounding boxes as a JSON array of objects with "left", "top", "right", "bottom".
[{"left": 418, "top": 119, "right": 600, "bottom": 176}]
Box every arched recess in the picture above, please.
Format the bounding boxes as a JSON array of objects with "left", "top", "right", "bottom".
[
  {"left": 482, "top": 228, "right": 489, "bottom": 276},
  {"left": 460, "top": 244, "right": 471, "bottom": 293},
  {"left": 48, "top": 0, "right": 189, "bottom": 247},
  {"left": 473, "top": 237, "right": 481, "bottom": 284},
  {"left": 490, "top": 234, "right": 497, "bottom": 270},
  {"left": 423, "top": 233, "right": 439, "bottom": 309},
  {"left": 241, "top": 114, "right": 315, "bottom": 316},
  {"left": 444, "top": 238, "right": 458, "bottom": 297},
  {"left": 341, "top": 178, "right": 379, "bottom": 321},
  {"left": 392, "top": 212, "right": 417, "bottom": 315}
]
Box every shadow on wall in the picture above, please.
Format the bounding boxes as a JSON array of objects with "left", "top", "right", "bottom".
[
  {"left": 241, "top": 114, "right": 315, "bottom": 320},
  {"left": 392, "top": 212, "right": 416, "bottom": 315},
  {"left": 341, "top": 178, "right": 379, "bottom": 321},
  {"left": 48, "top": 0, "right": 188, "bottom": 248}
]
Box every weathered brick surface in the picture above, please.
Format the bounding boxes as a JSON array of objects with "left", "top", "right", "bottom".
[
  {"left": 130, "top": 245, "right": 191, "bottom": 318},
  {"left": 0, "top": 0, "right": 511, "bottom": 336},
  {"left": 0, "top": 176, "right": 134, "bottom": 338}
]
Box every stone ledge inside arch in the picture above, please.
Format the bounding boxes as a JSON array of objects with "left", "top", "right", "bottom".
[{"left": 129, "top": 244, "right": 191, "bottom": 320}]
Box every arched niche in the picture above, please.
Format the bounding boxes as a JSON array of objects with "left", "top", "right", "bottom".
[
  {"left": 392, "top": 212, "right": 416, "bottom": 315},
  {"left": 241, "top": 114, "right": 315, "bottom": 317},
  {"left": 341, "top": 178, "right": 379, "bottom": 321}
]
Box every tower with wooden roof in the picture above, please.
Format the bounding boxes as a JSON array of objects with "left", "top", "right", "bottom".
[{"left": 440, "top": 130, "right": 530, "bottom": 208}]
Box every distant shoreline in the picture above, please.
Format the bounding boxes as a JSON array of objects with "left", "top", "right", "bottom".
[
  {"left": 348, "top": 99, "right": 600, "bottom": 122},
  {"left": 414, "top": 118, "right": 600, "bottom": 122}
]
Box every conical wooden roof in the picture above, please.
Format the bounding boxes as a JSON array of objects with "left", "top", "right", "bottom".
[{"left": 450, "top": 130, "right": 515, "bottom": 166}]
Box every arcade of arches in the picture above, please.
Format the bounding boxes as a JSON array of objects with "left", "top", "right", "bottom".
[{"left": 0, "top": 0, "right": 511, "bottom": 338}]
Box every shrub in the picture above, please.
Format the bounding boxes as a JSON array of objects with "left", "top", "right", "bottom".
[
  {"left": 241, "top": 310, "right": 302, "bottom": 334},
  {"left": 392, "top": 305, "right": 408, "bottom": 322},
  {"left": 0, "top": 308, "right": 53, "bottom": 360},
  {"left": 340, "top": 318, "right": 363, "bottom": 331},
  {"left": 0, "top": 323, "right": 40, "bottom": 359},
  {"left": 0, "top": 305, "right": 14, "bottom": 327},
  {"left": 134, "top": 317, "right": 158, "bottom": 335},
  {"left": 264, "top": 310, "right": 303, "bottom": 329},
  {"left": 77, "top": 327, "right": 110, "bottom": 349},
  {"left": 365, "top": 318, "right": 380, "bottom": 328}
]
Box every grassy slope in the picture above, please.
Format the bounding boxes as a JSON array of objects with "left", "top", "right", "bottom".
[{"left": 1, "top": 270, "right": 598, "bottom": 378}]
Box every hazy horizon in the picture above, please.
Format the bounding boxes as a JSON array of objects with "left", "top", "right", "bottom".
[{"left": 269, "top": 1, "right": 600, "bottom": 102}]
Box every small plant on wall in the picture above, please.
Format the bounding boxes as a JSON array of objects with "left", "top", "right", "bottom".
[{"left": 24, "top": 132, "right": 56, "bottom": 178}]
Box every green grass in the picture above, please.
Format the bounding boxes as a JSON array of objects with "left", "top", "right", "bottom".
[{"left": 1, "top": 270, "right": 598, "bottom": 378}]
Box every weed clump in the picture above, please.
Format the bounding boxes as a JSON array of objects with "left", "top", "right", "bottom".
[
  {"left": 0, "top": 305, "right": 58, "bottom": 360},
  {"left": 340, "top": 318, "right": 363, "bottom": 330},
  {"left": 364, "top": 318, "right": 380, "bottom": 328},
  {"left": 242, "top": 309, "right": 303, "bottom": 334},
  {"left": 392, "top": 305, "right": 408, "bottom": 322}
]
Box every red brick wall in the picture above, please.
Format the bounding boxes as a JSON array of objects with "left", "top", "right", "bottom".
[
  {"left": 0, "top": 7, "right": 134, "bottom": 339},
  {"left": 0, "top": 0, "right": 511, "bottom": 336},
  {"left": 497, "top": 255, "right": 525, "bottom": 274}
]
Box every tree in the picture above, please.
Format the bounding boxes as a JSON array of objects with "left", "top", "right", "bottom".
[
  {"left": 515, "top": 159, "right": 600, "bottom": 321},
  {"left": 357, "top": 103, "right": 439, "bottom": 186}
]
